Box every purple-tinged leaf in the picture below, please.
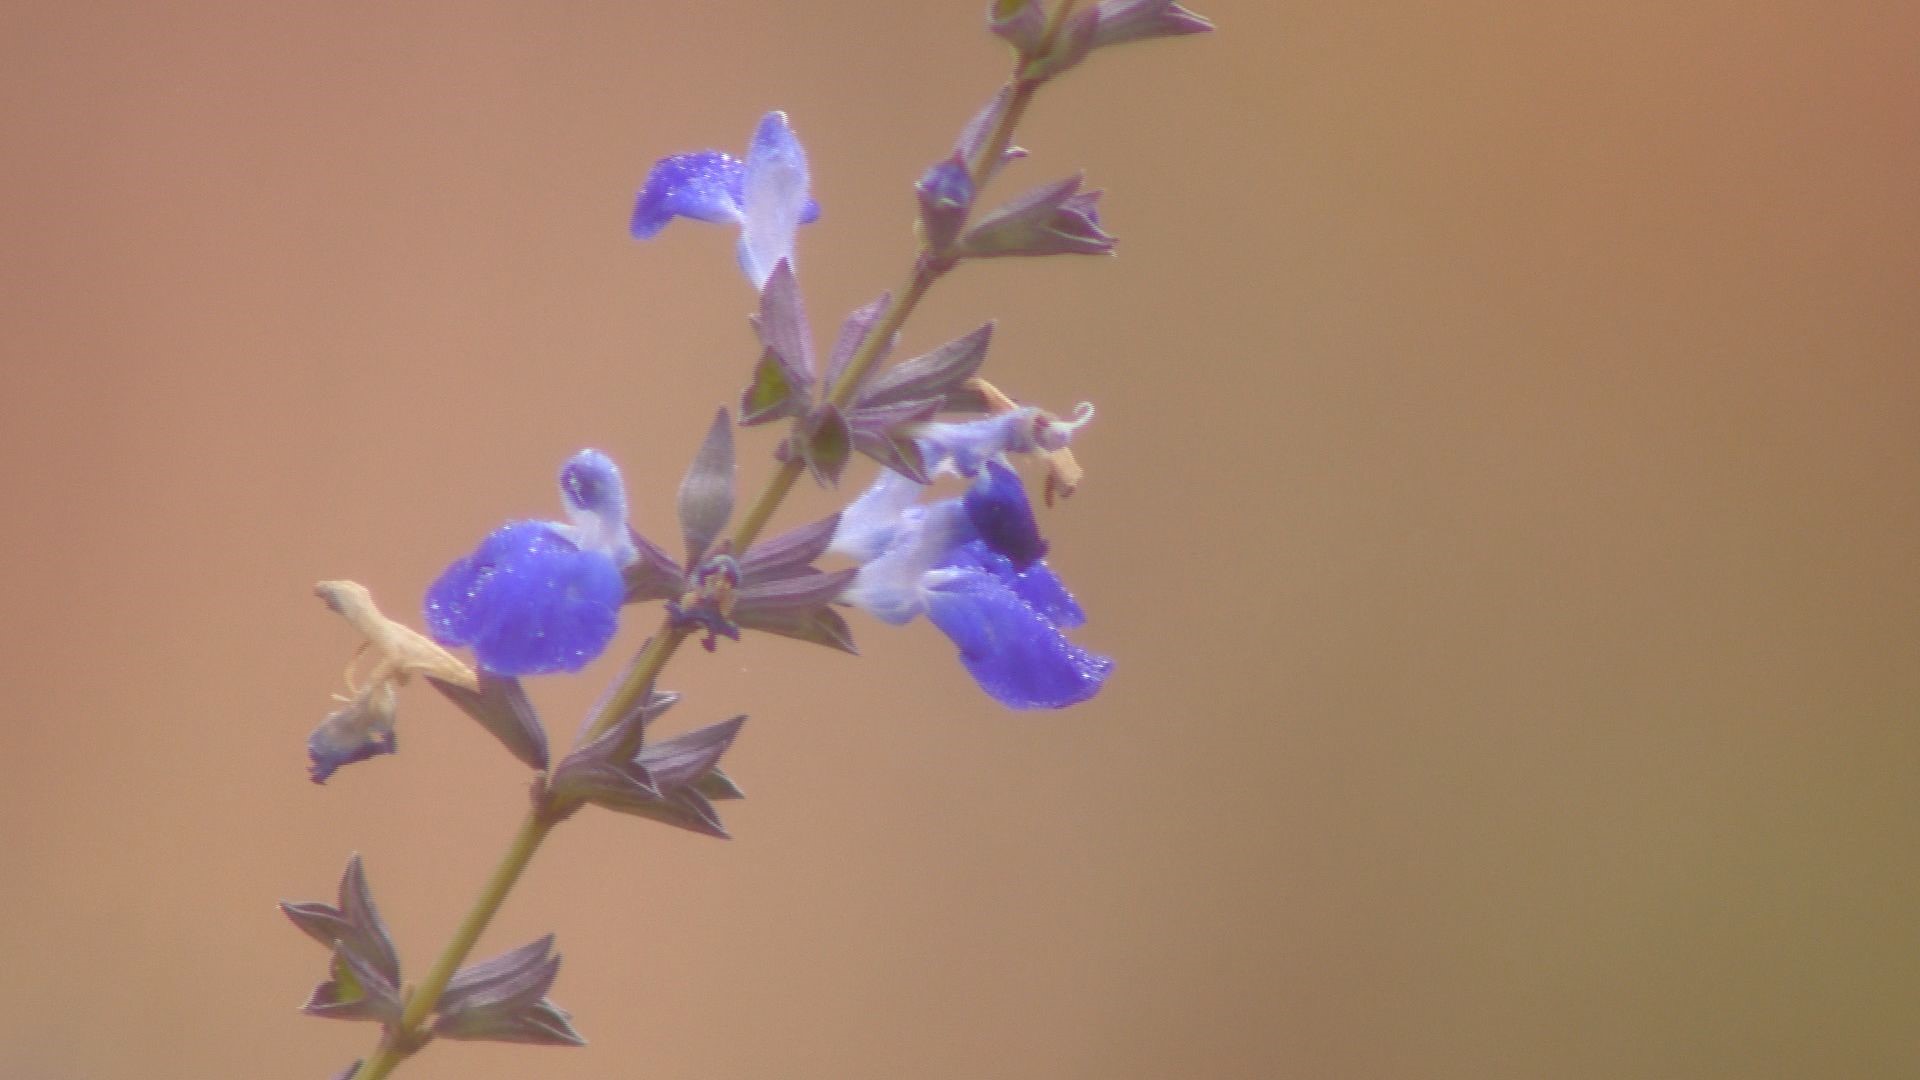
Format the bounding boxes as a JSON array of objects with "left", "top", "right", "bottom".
[
  {"left": 639, "top": 716, "right": 746, "bottom": 792},
  {"left": 916, "top": 154, "right": 975, "bottom": 253},
  {"left": 1023, "top": 6, "right": 1099, "bottom": 80},
  {"left": 1089, "top": 0, "right": 1214, "bottom": 49},
  {"left": 738, "top": 513, "right": 840, "bottom": 586},
  {"left": 696, "top": 765, "right": 747, "bottom": 801},
  {"left": 280, "top": 854, "right": 400, "bottom": 989},
  {"left": 732, "top": 603, "right": 860, "bottom": 656},
  {"left": 857, "top": 323, "right": 995, "bottom": 410},
  {"left": 734, "top": 568, "right": 859, "bottom": 618},
  {"left": 801, "top": 404, "right": 852, "bottom": 487},
  {"left": 988, "top": 0, "right": 1048, "bottom": 54},
  {"left": 549, "top": 713, "right": 660, "bottom": 807},
  {"left": 622, "top": 527, "right": 685, "bottom": 604},
  {"left": 739, "top": 348, "right": 802, "bottom": 426},
  {"left": 851, "top": 427, "right": 933, "bottom": 485},
  {"left": 953, "top": 89, "right": 1028, "bottom": 180},
  {"left": 958, "top": 173, "right": 1116, "bottom": 259},
  {"left": 825, "top": 292, "right": 895, "bottom": 394},
  {"left": 755, "top": 259, "right": 815, "bottom": 396},
  {"left": 301, "top": 941, "right": 402, "bottom": 1025},
  {"left": 678, "top": 409, "right": 736, "bottom": 567},
  {"left": 434, "top": 935, "right": 586, "bottom": 1047},
  {"left": 427, "top": 672, "right": 548, "bottom": 772}
]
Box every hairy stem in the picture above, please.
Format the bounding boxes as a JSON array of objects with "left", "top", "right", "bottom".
[{"left": 348, "top": 58, "right": 1049, "bottom": 1079}]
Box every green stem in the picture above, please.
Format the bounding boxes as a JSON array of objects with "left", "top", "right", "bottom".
[{"left": 348, "top": 58, "right": 1048, "bottom": 1080}]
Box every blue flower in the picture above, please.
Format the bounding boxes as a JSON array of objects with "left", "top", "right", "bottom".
[
  {"left": 830, "top": 456, "right": 1111, "bottom": 710},
  {"left": 631, "top": 111, "right": 822, "bottom": 289},
  {"left": 425, "top": 451, "right": 635, "bottom": 677}
]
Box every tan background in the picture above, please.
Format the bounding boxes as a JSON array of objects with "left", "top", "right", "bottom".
[{"left": 2, "top": 2, "right": 1916, "bottom": 1077}]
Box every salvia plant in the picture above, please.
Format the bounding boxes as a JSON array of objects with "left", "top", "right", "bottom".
[{"left": 285, "top": 2, "right": 1210, "bottom": 1076}]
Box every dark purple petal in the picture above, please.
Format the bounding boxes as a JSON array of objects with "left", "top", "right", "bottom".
[
  {"left": 631, "top": 151, "right": 745, "bottom": 239},
  {"left": 923, "top": 569, "right": 1111, "bottom": 709},
  {"left": 962, "top": 460, "right": 1048, "bottom": 569}
]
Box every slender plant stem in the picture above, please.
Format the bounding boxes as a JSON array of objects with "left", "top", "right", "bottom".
[{"left": 348, "top": 50, "right": 1055, "bottom": 1078}]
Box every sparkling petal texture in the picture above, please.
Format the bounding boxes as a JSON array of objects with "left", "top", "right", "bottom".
[
  {"left": 923, "top": 568, "right": 1112, "bottom": 709},
  {"left": 962, "top": 459, "right": 1049, "bottom": 569},
  {"left": 630, "top": 116, "right": 820, "bottom": 284},
  {"left": 939, "top": 538, "right": 1086, "bottom": 629},
  {"left": 425, "top": 521, "right": 623, "bottom": 676},
  {"left": 631, "top": 151, "right": 746, "bottom": 238}
]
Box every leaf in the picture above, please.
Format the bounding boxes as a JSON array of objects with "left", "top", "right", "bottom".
[{"left": 677, "top": 409, "right": 736, "bottom": 566}]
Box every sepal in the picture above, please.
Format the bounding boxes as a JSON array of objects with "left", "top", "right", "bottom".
[
  {"left": 1088, "top": 0, "right": 1214, "bottom": 49},
  {"left": 432, "top": 935, "right": 586, "bottom": 1047},
  {"left": 281, "top": 855, "right": 403, "bottom": 1025},
  {"left": 987, "top": 0, "right": 1048, "bottom": 55},
  {"left": 678, "top": 409, "right": 736, "bottom": 567},
  {"left": 954, "top": 89, "right": 1030, "bottom": 182},
  {"left": 427, "top": 672, "right": 549, "bottom": 772},
  {"left": 738, "top": 513, "right": 840, "bottom": 585},
  {"left": 1021, "top": 5, "right": 1099, "bottom": 81},
  {"left": 855, "top": 323, "right": 994, "bottom": 411},
  {"left": 824, "top": 292, "right": 895, "bottom": 393},
  {"left": 958, "top": 174, "right": 1114, "bottom": 259},
  {"left": 622, "top": 527, "right": 687, "bottom": 605},
  {"left": 740, "top": 349, "right": 802, "bottom": 426},
  {"left": 799, "top": 404, "right": 852, "bottom": 487},
  {"left": 328, "top": 1062, "right": 362, "bottom": 1080},
  {"left": 754, "top": 260, "right": 816, "bottom": 399},
  {"left": 557, "top": 710, "right": 748, "bottom": 839}
]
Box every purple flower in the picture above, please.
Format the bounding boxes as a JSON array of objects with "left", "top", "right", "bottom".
[
  {"left": 631, "top": 111, "right": 822, "bottom": 289},
  {"left": 829, "top": 444, "right": 1110, "bottom": 710},
  {"left": 425, "top": 451, "right": 635, "bottom": 677}
]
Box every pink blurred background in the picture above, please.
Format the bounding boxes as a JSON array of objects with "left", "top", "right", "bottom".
[{"left": 2, "top": 2, "right": 1916, "bottom": 1077}]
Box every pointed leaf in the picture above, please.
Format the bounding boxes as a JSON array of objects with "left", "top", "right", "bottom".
[
  {"left": 696, "top": 764, "right": 747, "bottom": 801},
  {"left": 801, "top": 404, "right": 851, "bottom": 487},
  {"left": 427, "top": 673, "right": 548, "bottom": 772},
  {"left": 731, "top": 603, "right": 859, "bottom": 655},
  {"left": 302, "top": 941, "right": 401, "bottom": 1025},
  {"left": 858, "top": 323, "right": 995, "bottom": 410},
  {"left": 549, "top": 710, "right": 659, "bottom": 806},
  {"left": 280, "top": 854, "right": 401, "bottom": 989},
  {"left": 622, "top": 527, "right": 685, "bottom": 604},
  {"left": 734, "top": 568, "right": 858, "bottom": 618},
  {"left": 638, "top": 716, "right": 746, "bottom": 792},
  {"left": 738, "top": 513, "right": 840, "bottom": 586},
  {"left": 851, "top": 428, "right": 932, "bottom": 484},
  {"left": 434, "top": 936, "right": 588, "bottom": 1047},
  {"left": 739, "top": 349, "right": 800, "bottom": 426},
  {"left": 678, "top": 409, "right": 736, "bottom": 566},
  {"left": 755, "top": 259, "right": 814, "bottom": 394},
  {"left": 825, "top": 292, "right": 893, "bottom": 393}
]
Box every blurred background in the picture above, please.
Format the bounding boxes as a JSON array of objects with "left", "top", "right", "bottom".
[{"left": 2, "top": 2, "right": 1916, "bottom": 1077}]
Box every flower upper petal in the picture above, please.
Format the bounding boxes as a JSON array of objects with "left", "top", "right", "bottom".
[
  {"left": 922, "top": 568, "right": 1111, "bottom": 709},
  {"left": 736, "top": 111, "right": 814, "bottom": 289},
  {"left": 631, "top": 151, "right": 746, "bottom": 239},
  {"left": 962, "top": 459, "right": 1048, "bottom": 569}
]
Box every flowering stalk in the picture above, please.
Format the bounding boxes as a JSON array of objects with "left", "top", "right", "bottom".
[{"left": 293, "top": 3, "right": 1212, "bottom": 1077}]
